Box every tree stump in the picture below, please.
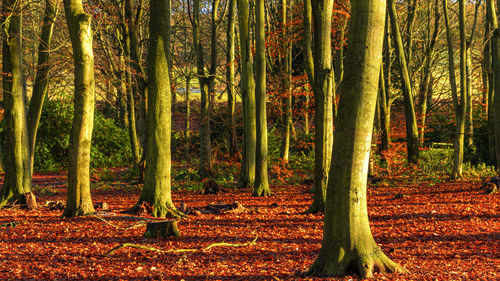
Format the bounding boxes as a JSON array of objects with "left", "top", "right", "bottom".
[
  {"left": 24, "top": 193, "right": 38, "bottom": 209},
  {"left": 144, "top": 220, "right": 180, "bottom": 238}
]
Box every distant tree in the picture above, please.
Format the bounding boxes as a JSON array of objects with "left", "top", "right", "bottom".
[
  {"left": 62, "top": 0, "right": 96, "bottom": 217},
  {"left": 307, "top": 0, "right": 408, "bottom": 277},
  {"left": 0, "top": 0, "right": 35, "bottom": 208}
]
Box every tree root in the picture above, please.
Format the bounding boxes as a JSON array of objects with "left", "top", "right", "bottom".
[
  {"left": 307, "top": 248, "right": 408, "bottom": 278},
  {"left": 106, "top": 235, "right": 258, "bottom": 257}
]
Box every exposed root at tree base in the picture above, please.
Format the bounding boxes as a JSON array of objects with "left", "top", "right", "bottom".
[
  {"left": 307, "top": 249, "right": 408, "bottom": 278},
  {"left": 124, "top": 202, "right": 185, "bottom": 219},
  {"left": 252, "top": 188, "right": 272, "bottom": 197}
]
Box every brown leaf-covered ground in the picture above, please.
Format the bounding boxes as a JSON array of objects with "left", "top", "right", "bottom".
[{"left": 0, "top": 170, "right": 498, "bottom": 280}]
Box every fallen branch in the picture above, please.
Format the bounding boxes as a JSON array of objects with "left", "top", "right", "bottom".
[
  {"left": 106, "top": 235, "right": 258, "bottom": 257},
  {"left": 91, "top": 214, "right": 148, "bottom": 231}
]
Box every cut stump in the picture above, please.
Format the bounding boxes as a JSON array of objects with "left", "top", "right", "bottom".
[{"left": 144, "top": 220, "right": 180, "bottom": 238}]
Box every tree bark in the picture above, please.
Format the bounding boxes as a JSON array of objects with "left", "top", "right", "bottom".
[
  {"left": 62, "top": 0, "right": 96, "bottom": 217},
  {"left": 0, "top": 0, "right": 34, "bottom": 208},
  {"left": 490, "top": 0, "right": 500, "bottom": 168},
  {"left": 388, "top": 0, "right": 419, "bottom": 164},
  {"left": 238, "top": 0, "right": 256, "bottom": 188},
  {"left": 307, "top": 0, "right": 407, "bottom": 277},
  {"left": 305, "top": 0, "right": 335, "bottom": 213},
  {"left": 136, "top": 0, "right": 178, "bottom": 218},
  {"left": 27, "top": 0, "right": 59, "bottom": 177},
  {"left": 253, "top": 0, "right": 271, "bottom": 197},
  {"left": 227, "top": 0, "right": 238, "bottom": 156}
]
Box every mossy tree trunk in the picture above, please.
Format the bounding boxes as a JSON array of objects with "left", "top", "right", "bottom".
[
  {"left": 227, "top": 0, "right": 238, "bottom": 156},
  {"left": 388, "top": 0, "right": 419, "bottom": 164},
  {"left": 27, "top": 0, "right": 59, "bottom": 177},
  {"left": 238, "top": 0, "right": 256, "bottom": 188},
  {"left": 490, "top": 0, "right": 500, "bottom": 168},
  {"left": 307, "top": 0, "right": 407, "bottom": 277},
  {"left": 135, "top": 0, "right": 178, "bottom": 218},
  {"left": 306, "top": 0, "right": 335, "bottom": 213},
  {"left": 62, "top": 0, "right": 96, "bottom": 217},
  {"left": 302, "top": 0, "right": 313, "bottom": 136},
  {"left": 0, "top": 0, "right": 34, "bottom": 208},
  {"left": 253, "top": 0, "right": 271, "bottom": 197}
]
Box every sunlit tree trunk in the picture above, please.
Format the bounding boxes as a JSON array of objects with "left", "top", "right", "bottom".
[
  {"left": 388, "top": 0, "right": 419, "bottom": 163},
  {"left": 490, "top": 0, "right": 500, "bottom": 168},
  {"left": 465, "top": 2, "right": 480, "bottom": 148},
  {"left": 253, "top": 0, "right": 271, "bottom": 197},
  {"left": 307, "top": 0, "right": 407, "bottom": 277},
  {"left": 305, "top": 0, "right": 335, "bottom": 213},
  {"left": 227, "top": 0, "right": 238, "bottom": 156},
  {"left": 27, "top": 0, "right": 59, "bottom": 177},
  {"left": 443, "top": 0, "right": 466, "bottom": 179},
  {"left": 0, "top": 0, "right": 35, "bottom": 208},
  {"left": 62, "top": 0, "right": 95, "bottom": 217},
  {"left": 379, "top": 13, "right": 393, "bottom": 152},
  {"left": 135, "top": 0, "right": 178, "bottom": 218},
  {"left": 280, "top": 0, "right": 292, "bottom": 163},
  {"left": 302, "top": 0, "right": 314, "bottom": 135},
  {"left": 238, "top": 0, "right": 256, "bottom": 188}
]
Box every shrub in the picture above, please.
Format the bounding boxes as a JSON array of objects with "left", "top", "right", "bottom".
[{"left": 33, "top": 100, "right": 131, "bottom": 171}]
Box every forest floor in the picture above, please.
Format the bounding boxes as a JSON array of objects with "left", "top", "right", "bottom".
[{"left": 0, "top": 167, "right": 498, "bottom": 280}]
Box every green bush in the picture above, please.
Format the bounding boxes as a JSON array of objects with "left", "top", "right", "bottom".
[{"left": 33, "top": 100, "right": 131, "bottom": 171}]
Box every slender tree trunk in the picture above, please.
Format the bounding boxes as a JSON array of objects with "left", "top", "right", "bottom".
[
  {"left": 302, "top": 0, "right": 314, "bottom": 136},
  {"left": 238, "top": 0, "right": 256, "bottom": 188},
  {"left": 307, "top": 0, "right": 407, "bottom": 277},
  {"left": 280, "top": 0, "right": 292, "bottom": 163},
  {"left": 486, "top": 1, "right": 496, "bottom": 163},
  {"left": 253, "top": 0, "right": 271, "bottom": 197},
  {"left": 490, "top": 0, "right": 500, "bottom": 168},
  {"left": 466, "top": 46, "right": 474, "bottom": 147},
  {"left": 380, "top": 13, "right": 393, "bottom": 152},
  {"left": 305, "top": 0, "right": 335, "bottom": 213},
  {"left": 62, "top": 0, "right": 96, "bottom": 217},
  {"left": 0, "top": 0, "right": 35, "bottom": 208},
  {"left": 27, "top": 0, "right": 59, "bottom": 177},
  {"left": 388, "top": 0, "right": 419, "bottom": 163},
  {"left": 227, "top": 0, "right": 238, "bottom": 156},
  {"left": 185, "top": 76, "right": 191, "bottom": 138}
]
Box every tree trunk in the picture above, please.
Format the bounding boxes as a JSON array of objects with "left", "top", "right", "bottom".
[
  {"left": 308, "top": 0, "right": 407, "bottom": 277},
  {"left": 305, "top": 0, "right": 335, "bottom": 213},
  {"left": 27, "top": 0, "right": 59, "bottom": 177},
  {"left": 280, "top": 0, "right": 292, "bottom": 163},
  {"left": 486, "top": 0, "right": 496, "bottom": 163},
  {"left": 379, "top": 13, "right": 393, "bottom": 152},
  {"left": 227, "top": 0, "right": 238, "bottom": 156},
  {"left": 253, "top": 0, "right": 271, "bottom": 197},
  {"left": 0, "top": 0, "right": 34, "bottom": 208},
  {"left": 444, "top": 0, "right": 466, "bottom": 179},
  {"left": 302, "top": 0, "right": 313, "bottom": 135},
  {"left": 388, "top": 0, "right": 419, "bottom": 164},
  {"left": 238, "top": 0, "right": 256, "bottom": 188},
  {"left": 136, "top": 0, "right": 178, "bottom": 218},
  {"left": 490, "top": 0, "right": 500, "bottom": 168},
  {"left": 62, "top": 0, "right": 96, "bottom": 217}
]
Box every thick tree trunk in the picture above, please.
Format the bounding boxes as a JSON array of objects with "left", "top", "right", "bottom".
[
  {"left": 388, "top": 0, "right": 419, "bottom": 164},
  {"left": 308, "top": 0, "right": 407, "bottom": 277},
  {"left": 136, "top": 0, "right": 178, "bottom": 218},
  {"left": 27, "top": 0, "right": 59, "bottom": 177},
  {"left": 305, "top": 0, "right": 335, "bottom": 213},
  {"left": 0, "top": 0, "right": 34, "bottom": 208},
  {"left": 227, "top": 0, "right": 238, "bottom": 156},
  {"left": 253, "top": 0, "right": 271, "bottom": 197},
  {"left": 62, "top": 0, "right": 96, "bottom": 217},
  {"left": 238, "top": 0, "right": 256, "bottom": 188}
]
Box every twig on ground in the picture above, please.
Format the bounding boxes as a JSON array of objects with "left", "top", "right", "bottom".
[{"left": 106, "top": 234, "right": 258, "bottom": 257}]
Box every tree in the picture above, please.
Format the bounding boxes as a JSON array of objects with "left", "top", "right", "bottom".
[
  {"left": 490, "top": 0, "right": 500, "bottom": 168},
  {"left": 279, "top": 0, "right": 292, "bottom": 163},
  {"left": 388, "top": 0, "right": 420, "bottom": 164},
  {"left": 238, "top": 0, "right": 257, "bottom": 188},
  {"left": 134, "top": 0, "right": 179, "bottom": 218},
  {"left": 253, "top": 0, "right": 271, "bottom": 197},
  {"left": 307, "top": 0, "right": 407, "bottom": 277},
  {"left": 0, "top": 0, "right": 36, "bottom": 208},
  {"left": 27, "top": 0, "right": 60, "bottom": 177},
  {"left": 62, "top": 0, "right": 96, "bottom": 217},
  {"left": 305, "top": 0, "right": 335, "bottom": 213},
  {"left": 226, "top": 0, "right": 238, "bottom": 156}
]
